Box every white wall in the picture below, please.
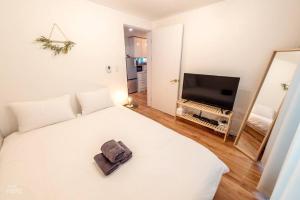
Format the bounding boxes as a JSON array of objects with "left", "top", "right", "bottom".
[
  {"left": 0, "top": 0, "right": 151, "bottom": 136},
  {"left": 152, "top": 0, "right": 300, "bottom": 134},
  {"left": 256, "top": 58, "right": 297, "bottom": 112}
]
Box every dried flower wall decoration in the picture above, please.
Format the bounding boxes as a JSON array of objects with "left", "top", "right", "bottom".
[{"left": 35, "top": 23, "right": 75, "bottom": 55}]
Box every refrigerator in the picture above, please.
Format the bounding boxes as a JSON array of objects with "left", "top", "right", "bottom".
[{"left": 126, "top": 57, "right": 137, "bottom": 94}]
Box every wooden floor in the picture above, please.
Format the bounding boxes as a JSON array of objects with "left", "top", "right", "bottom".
[
  {"left": 237, "top": 130, "right": 263, "bottom": 159},
  {"left": 129, "top": 92, "right": 262, "bottom": 200}
]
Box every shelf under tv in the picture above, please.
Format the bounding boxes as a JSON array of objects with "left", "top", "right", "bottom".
[{"left": 176, "top": 99, "right": 233, "bottom": 142}]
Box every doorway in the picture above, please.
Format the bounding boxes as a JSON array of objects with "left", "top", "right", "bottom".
[
  {"left": 123, "top": 24, "right": 184, "bottom": 115},
  {"left": 123, "top": 25, "right": 150, "bottom": 107}
]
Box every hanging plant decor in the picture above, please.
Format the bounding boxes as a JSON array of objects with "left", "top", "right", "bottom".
[
  {"left": 36, "top": 36, "right": 75, "bottom": 55},
  {"left": 35, "top": 24, "right": 75, "bottom": 55}
]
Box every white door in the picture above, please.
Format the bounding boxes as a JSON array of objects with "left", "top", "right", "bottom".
[{"left": 151, "top": 24, "right": 184, "bottom": 116}]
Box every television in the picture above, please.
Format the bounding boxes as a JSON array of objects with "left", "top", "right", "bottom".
[{"left": 182, "top": 73, "right": 240, "bottom": 111}]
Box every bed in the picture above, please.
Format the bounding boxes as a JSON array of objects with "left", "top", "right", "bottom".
[
  {"left": 247, "top": 104, "right": 276, "bottom": 135},
  {"left": 0, "top": 106, "right": 228, "bottom": 200}
]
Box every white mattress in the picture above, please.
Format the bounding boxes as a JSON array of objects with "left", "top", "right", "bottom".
[{"left": 0, "top": 106, "right": 228, "bottom": 200}]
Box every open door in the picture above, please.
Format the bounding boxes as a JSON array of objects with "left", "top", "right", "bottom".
[{"left": 150, "top": 24, "right": 184, "bottom": 116}]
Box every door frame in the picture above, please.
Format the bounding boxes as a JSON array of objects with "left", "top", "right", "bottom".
[
  {"left": 123, "top": 24, "right": 152, "bottom": 103},
  {"left": 123, "top": 24, "right": 184, "bottom": 110},
  {"left": 147, "top": 32, "right": 152, "bottom": 106}
]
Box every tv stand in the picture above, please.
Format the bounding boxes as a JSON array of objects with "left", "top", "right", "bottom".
[{"left": 176, "top": 99, "right": 233, "bottom": 142}]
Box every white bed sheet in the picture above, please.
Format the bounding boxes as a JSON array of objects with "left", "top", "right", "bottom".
[
  {"left": 247, "top": 113, "right": 273, "bottom": 134},
  {"left": 0, "top": 106, "right": 228, "bottom": 200}
]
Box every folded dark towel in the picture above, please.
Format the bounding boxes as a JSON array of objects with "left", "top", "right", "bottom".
[
  {"left": 118, "top": 141, "right": 133, "bottom": 164},
  {"left": 101, "top": 140, "right": 125, "bottom": 163},
  {"left": 94, "top": 153, "right": 120, "bottom": 176}
]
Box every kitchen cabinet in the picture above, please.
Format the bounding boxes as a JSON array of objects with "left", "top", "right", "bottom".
[
  {"left": 128, "top": 37, "right": 147, "bottom": 58},
  {"left": 137, "top": 70, "right": 147, "bottom": 92},
  {"left": 141, "top": 39, "right": 148, "bottom": 58}
]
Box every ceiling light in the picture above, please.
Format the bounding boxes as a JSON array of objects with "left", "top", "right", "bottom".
[{"left": 129, "top": 28, "right": 133, "bottom": 32}]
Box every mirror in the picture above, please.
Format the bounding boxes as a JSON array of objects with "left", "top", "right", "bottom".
[{"left": 234, "top": 49, "right": 300, "bottom": 161}]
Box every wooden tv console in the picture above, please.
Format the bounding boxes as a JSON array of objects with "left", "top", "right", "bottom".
[{"left": 176, "top": 99, "right": 233, "bottom": 142}]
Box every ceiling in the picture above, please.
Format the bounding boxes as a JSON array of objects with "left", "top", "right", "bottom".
[{"left": 90, "top": 0, "right": 222, "bottom": 20}]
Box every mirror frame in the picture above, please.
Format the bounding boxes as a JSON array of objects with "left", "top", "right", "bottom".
[{"left": 234, "top": 48, "right": 300, "bottom": 161}]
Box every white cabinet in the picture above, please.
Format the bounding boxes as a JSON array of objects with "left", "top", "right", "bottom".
[
  {"left": 137, "top": 65, "right": 147, "bottom": 92},
  {"left": 137, "top": 71, "right": 147, "bottom": 92},
  {"left": 141, "top": 39, "right": 148, "bottom": 58},
  {"left": 128, "top": 37, "right": 147, "bottom": 58}
]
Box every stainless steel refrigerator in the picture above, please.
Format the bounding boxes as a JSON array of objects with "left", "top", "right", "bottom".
[{"left": 126, "top": 57, "right": 137, "bottom": 94}]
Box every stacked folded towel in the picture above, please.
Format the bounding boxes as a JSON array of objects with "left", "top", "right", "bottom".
[{"left": 94, "top": 140, "right": 132, "bottom": 176}]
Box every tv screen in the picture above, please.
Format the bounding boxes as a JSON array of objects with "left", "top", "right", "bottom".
[{"left": 182, "top": 73, "right": 240, "bottom": 110}]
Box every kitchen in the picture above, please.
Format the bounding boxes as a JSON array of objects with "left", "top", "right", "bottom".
[{"left": 124, "top": 26, "right": 149, "bottom": 96}]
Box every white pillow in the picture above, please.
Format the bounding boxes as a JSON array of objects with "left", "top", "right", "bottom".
[
  {"left": 252, "top": 104, "right": 276, "bottom": 120},
  {"left": 10, "top": 95, "right": 75, "bottom": 132},
  {"left": 77, "top": 88, "right": 114, "bottom": 115}
]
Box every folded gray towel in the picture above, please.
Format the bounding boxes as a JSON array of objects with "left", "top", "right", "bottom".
[
  {"left": 118, "top": 141, "right": 133, "bottom": 164},
  {"left": 94, "top": 153, "right": 120, "bottom": 176},
  {"left": 101, "top": 140, "right": 125, "bottom": 163}
]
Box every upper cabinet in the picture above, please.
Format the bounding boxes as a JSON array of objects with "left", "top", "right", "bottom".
[
  {"left": 128, "top": 37, "right": 147, "bottom": 58},
  {"left": 141, "top": 39, "right": 148, "bottom": 58}
]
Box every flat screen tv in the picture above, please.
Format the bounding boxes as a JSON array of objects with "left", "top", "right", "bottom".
[{"left": 182, "top": 73, "right": 240, "bottom": 111}]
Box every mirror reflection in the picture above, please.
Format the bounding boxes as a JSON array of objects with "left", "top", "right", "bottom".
[{"left": 235, "top": 50, "right": 300, "bottom": 160}]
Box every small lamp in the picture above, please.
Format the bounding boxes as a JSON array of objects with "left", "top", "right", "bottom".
[{"left": 126, "top": 96, "right": 134, "bottom": 108}]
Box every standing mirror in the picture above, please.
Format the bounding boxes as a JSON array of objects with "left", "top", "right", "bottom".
[{"left": 234, "top": 49, "right": 300, "bottom": 161}]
